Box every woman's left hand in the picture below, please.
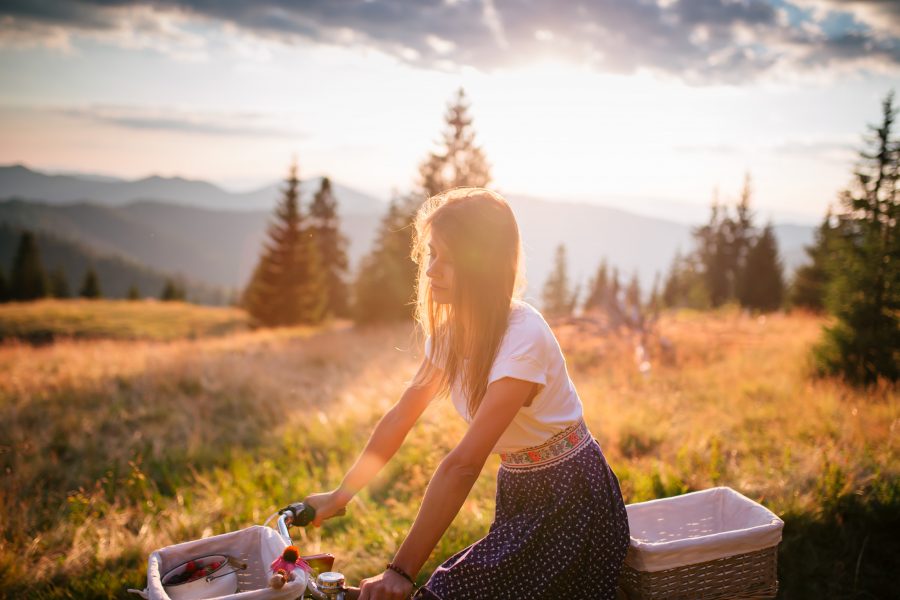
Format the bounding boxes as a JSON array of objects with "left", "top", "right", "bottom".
[{"left": 357, "top": 568, "right": 415, "bottom": 600}]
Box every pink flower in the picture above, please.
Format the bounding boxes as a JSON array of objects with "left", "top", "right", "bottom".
[{"left": 271, "top": 552, "right": 312, "bottom": 576}]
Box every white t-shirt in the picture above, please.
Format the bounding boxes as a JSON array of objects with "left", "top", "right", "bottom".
[{"left": 424, "top": 299, "right": 584, "bottom": 453}]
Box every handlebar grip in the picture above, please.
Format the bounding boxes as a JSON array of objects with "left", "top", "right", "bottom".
[{"left": 281, "top": 502, "right": 348, "bottom": 526}]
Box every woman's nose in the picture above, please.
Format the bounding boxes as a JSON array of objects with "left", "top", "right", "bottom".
[{"left": 426, "top": 261, "right": 440, "bottom": 280}]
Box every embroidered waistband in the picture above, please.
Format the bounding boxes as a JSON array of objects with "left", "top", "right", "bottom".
[{"left": 499, "top": 418, "right": 592, "bottom": 470}]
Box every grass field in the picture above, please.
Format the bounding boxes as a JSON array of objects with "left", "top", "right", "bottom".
[
  {"left": 0, "top": 299, "right": 251, "bottom": 343},
  {"left": 0, "top": 301, "right": 897, "bottom": 598}
]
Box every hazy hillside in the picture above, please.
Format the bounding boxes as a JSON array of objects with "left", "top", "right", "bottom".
[
  {"left": 0, "top": 165, "right": 814, "bottom": 297},
  {"left": 0, "top": 223, "right": 233, "bottom": 304},
  {"left": 0, "top": 164, "right": 386, "bottom": 214},
  {"left": 0, "top": 199, "right": 379, "bottom": 289}
]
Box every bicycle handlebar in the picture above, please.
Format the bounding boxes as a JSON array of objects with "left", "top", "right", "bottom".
[{"left": 279, "top": 502, "right": 347, "bottom": 527}]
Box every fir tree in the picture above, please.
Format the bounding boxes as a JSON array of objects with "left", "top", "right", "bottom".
[
  {"left": 354, "top": 194, "right": 420, "bottom": 323},
  {"left": 242, "top": 160, "right": 327, "bottom": 326},
  {"left": 354, "top": 89, "right": 492, "bottom": 323},
  {"left": 542, "top": 244, "right": 577, "bottom": 318},
  {"left": 663, "top": 251, "right": 709, "bottom": 309},
  {"left": 11, "top": 230, "right": 48, "bottom": 301},
  {"left": 160, "top": 278, "right": 186, "bottom": 301},
  {"left": 739, "top": 223, "right": 784, "bottom": 312},
  {"left": 693, "top": 200, "right": 731, "bottom": 307},
  {"left": 814, "top": 91, "right": 900, "bottom": 384},
  {"left": 609, "top": 267, "right": 621, "bottom": 310},
  {"left": 648, "top": 271, "right": 663, "bottom": 314},
  {"left": 732, "top": 174, "right": 758, "bottom": 305},
  {"left": 79, "top": 266, "right": 101, "bottom": 299},
  {"left": 625, "top": 270, "right": 642, "bottom": 309},
  {"left": 662, "top": 250, "right": 684, "bottom": 308},
  {"left": 127, "top": 284, "right": 141, "bottom": 300},
  {"left": 790, "top": 211, "right": 833, "bottom": 312},
  {"left": 309, "top": 177, "right": 350, "bottom": 317},
  {"left": 418, "top": 87, "right": 492, "bottom": 197},
  {"left": 0, "top": 266, "right": 9, "bottom": 303},
  {"left": 583, "top": 259, "right": 610, "bottom": 313},
  {"left": 48, "top": 267, "right": 70, "bottom": 299}
]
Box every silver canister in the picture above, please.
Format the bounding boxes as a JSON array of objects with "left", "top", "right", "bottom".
[{"left": 316, "top": 572, "right": 345, "bottom": 599}]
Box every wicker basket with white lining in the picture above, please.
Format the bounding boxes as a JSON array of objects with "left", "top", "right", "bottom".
[{"left": 618, "top": 486, "right": 784, "bottom": 600}]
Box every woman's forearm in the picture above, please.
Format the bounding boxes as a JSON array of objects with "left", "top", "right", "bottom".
[
  {"left": 390, "top": 459, "right": 482, "bottom": 579},
  {"left": 337, "top": 394, "right": 421, "bottom": 498}
]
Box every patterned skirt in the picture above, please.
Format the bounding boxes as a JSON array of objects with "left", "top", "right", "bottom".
[{"left": 414, "top": 419, "right": 630, "bottom": 599}]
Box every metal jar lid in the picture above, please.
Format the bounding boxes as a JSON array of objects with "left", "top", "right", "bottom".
[{"left": 316, "top": 571, "right": 345, "bottom": 592}]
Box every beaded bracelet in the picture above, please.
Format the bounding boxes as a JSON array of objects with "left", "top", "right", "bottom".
[{"left": 386, "top": 562, "right": 418, "bottom": 592}]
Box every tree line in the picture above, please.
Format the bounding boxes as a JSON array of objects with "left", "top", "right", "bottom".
[
  {"left": 537, "top": 92, "right": 898, "bottom": 385},
  {"left": 244, "top": 86, "right": 896, "bottom": 385},
  {"left": 539, "top": 174, "right": 783, "bottom": 321},
  {"left": 240, "top": 87, "right": 489, "bottom": 326},
  {"left": 0, "top": 229, "right": 188, "bottom": 303}
]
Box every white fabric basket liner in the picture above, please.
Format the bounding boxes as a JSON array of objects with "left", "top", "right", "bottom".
[
  {"left": 143, "top": 525, "right": 307, "bottom": 600},
  {"left": 624, "top": 486, "right": 784, "bottom": 573}
]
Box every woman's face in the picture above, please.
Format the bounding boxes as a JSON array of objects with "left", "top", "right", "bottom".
[{"left": 426, "top": 232, "right": 455, "bottom": 305}]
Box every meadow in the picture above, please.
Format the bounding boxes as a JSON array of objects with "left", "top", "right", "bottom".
[{"left": 0, "top": 300, "right": 897, "bottom": 599}]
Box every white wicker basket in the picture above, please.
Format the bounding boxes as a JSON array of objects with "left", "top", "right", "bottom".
[
  {"left": 619, "top": 487, "right": 784, "bottom": 600},
  {"left": 132, "top": 525, "right": 308, "bottom": 600}
]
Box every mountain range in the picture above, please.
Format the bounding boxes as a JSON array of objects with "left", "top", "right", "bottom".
[{"left": 0, "top": 164, "right": 814, "bottom": 305}]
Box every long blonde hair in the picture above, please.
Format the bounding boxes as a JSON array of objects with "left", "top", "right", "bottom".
[{"left": 411, "top": 188, "right": 526, "bottom": 418}]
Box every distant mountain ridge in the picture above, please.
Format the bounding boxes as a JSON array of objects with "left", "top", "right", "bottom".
[
  {"left": 0, "top": 164, "right": 386, "bottom": 214},
  {"left": 0, "top": 164, "right": 814, "bottom": 300}
]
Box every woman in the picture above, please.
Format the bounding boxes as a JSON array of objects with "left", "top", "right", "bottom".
[{"left": 303, "top": 188, "right": 630, "bottom": 599}]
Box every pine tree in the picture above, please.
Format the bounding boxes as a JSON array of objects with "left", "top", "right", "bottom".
[
  {"left": 814, "top": 91, "right": 900, "bottom": 384},
  {"left": 242, "top": 160, "right": 328, "bottom": 326},
  {"left": 309, "top": 177, "right": 350, "bottom": 317},
  {"left": 583, "top": 259, "right": 610, "bottom": 313},
  {"left": 693, "top": 200, "right": 732, "bottom": 307},
  {"left": 79, "top": 266, "right": 101, "bottom": 299},
  {"left": 790, "top": 211, "right": 833, "bottom": 312},
  {"left": 542, "top": 244, "right": 577, "bottom": 318},
  {"left": 418, "top": 87, "right": 492, "bottom": 197},
  {"left": 662, "top": 250, "right": 683, "bottom": 308},
  {"left": 127, "top": 284, "right": 141, "bottom": 300},
  {"left": 663, "top": 250, "right": 710, "bottom": 309},
  {"left": 609, "top": 267, "right": 621, "bottom": 310},
  {"left": 0, "top": 267, "right": 9, "bottom": 303},
  {"left": 160, "top": 277, "right": 186, "bottom": 301},
  {"left": 48, "top": 267, "right": 70, "bottom": 298},
  {"left": 354, "top": 89, "right": 492, "bottom": 323},
  {"left": 739, "top": 223, "right": 784, "bottom": 312},
  {"left": 732, "top": 174, "right": 758, "bottom": 305},
  {"left": 11, "top": 230, "right": 48, "bottom": 301},
  {"left": 648, "top": 271, "right": 662, "bottom": 314},
  {"left": 625, "top": 270, "right": 642, "bottom": 309},
  {"left": 354, "top": 194, "right": 421, "bottom": 323}
]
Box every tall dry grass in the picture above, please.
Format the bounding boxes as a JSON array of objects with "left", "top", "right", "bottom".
[{"left": 0, "top": 304, "right": 896, "bottom": 598}]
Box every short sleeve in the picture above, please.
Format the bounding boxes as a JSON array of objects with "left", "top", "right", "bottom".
[{"left": 487, "top": 318, "right": 548, "bottom": 386}]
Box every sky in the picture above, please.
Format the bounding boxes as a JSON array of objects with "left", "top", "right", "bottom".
[{"left": 1, "top": 0, "right": 899, "bottom": 224}]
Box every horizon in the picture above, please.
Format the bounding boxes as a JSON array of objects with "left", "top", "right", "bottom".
[{"left": 1, "top": 161, "right": 822, "bottom": 227}]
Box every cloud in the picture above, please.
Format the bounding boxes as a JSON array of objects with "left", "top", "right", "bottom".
[
  {"left": 792, "top": 0, "right": 900, "bottom": 36},
  {"left": 54, "top": 104, "right": 306, "bottom": 138},
  {"left": 1, "top": 0, "right": 899, "bottom": 82}
]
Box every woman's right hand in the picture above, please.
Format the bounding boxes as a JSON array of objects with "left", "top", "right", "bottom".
[{"left": 302, "top": 489, "right": 352, "bottom": 527}]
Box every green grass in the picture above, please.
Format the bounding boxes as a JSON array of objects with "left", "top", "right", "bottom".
[
  {"left": 0, "top": 298, "right": 251, "bottom": 343},
  {"left": 0, "top": 307, "right": 896, "bottom": 598}
]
